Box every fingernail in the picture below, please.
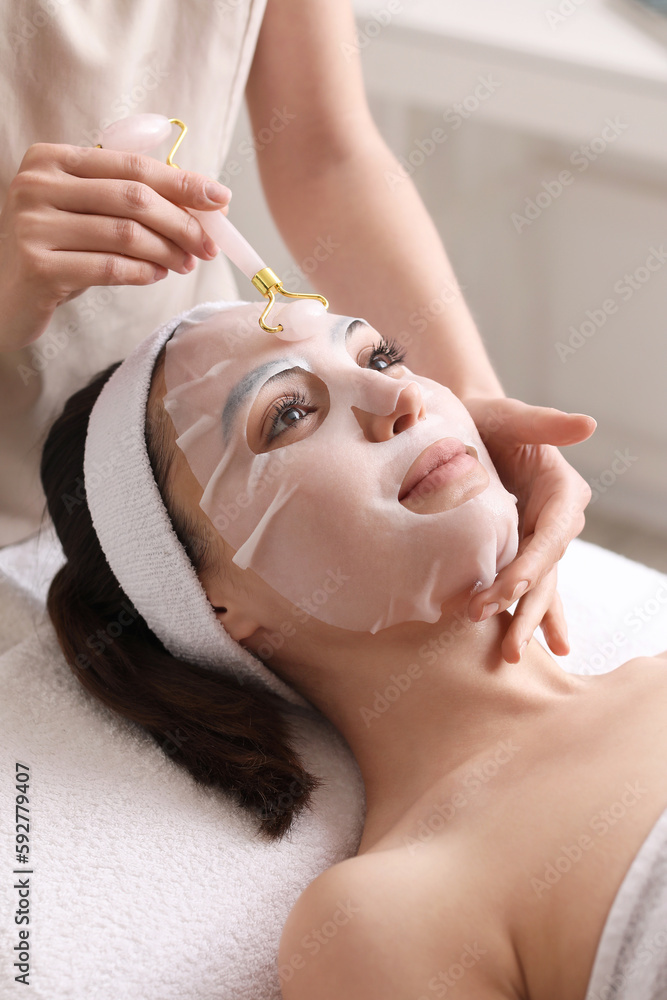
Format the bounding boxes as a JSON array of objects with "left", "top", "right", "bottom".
[
  {"left": 152, "top": 266, "right": 168, "bottom": 282},
  {"left": 205, "top": 182, "right": 232, "bottom": 204},
  {"left": 510, "top": 580, "right": 529, "bottom": 604},
  {"left": 518, "top": 640, "right": 528, "bottom": 658},
  {"left": 479, "top": 602, "right": 499, "bottom": 622},
  {"left": 203, "top": 236, "right": 220, "bottom": 257}
]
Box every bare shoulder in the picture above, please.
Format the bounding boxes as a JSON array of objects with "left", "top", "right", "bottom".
[
  {"left": 610, "top": 651, "right": 667, "bottom": 683},
  {"left": 601, "top": 652, "right": 667, "bottom": 714},
  {"left": 278, "top": 852, "right": 517, "bottom": 1000},
  {"left": 278, "top": 856, "right": 369, "bottom": 999}
]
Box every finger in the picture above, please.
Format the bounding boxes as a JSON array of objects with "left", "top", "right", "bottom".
[
  {"left": 469, "top": 489, "right": 588, "bottom": 622},
  {"left": 501, "top": 569, "right": 558, "bottom": 663},
  {"left": 469, "top": 397, "right": 597, "bottom": 447},
  {"left": 40, "top": 250, "right": 169, "bottom": 289},
  {"left": 469, "top": 526, "right": 565, "bottom": 623},
  {"left": 52, "top": 175, "right": 219, "bottom": 261},
  {"left": 539, "top": 590, "right": 570, "bottom": 657},
  {"left": 58, "top": 144, "right": 232, "bottom": 212},
  {"left": 49, "top": 210, "right": 197, "bottom": 275},
  {"left": 521, "top": 487, "right": 588, "bottom": 565},
  {"left": 529, "top": 410, "right": 597, "bottom": 447}
]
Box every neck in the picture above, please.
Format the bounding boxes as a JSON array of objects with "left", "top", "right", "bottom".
[{"left": 282, "top": 601, "right": 590, "bottom": 852}]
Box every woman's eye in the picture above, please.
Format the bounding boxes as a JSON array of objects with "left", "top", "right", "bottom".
[
  {"left": 266, "top": 393, "right": 313, "bottom": 440},
  {"left": 368, "top": 351, "right": 394, "bottom": 371},
  {"left": 364, "top": 337, "right": 407, "bottom": 372}
]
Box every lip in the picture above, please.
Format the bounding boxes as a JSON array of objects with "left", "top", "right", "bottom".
[{"left": 398, "top": 438, "right": 478, "bottom": 502}]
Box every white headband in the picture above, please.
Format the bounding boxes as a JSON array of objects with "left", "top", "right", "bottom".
[{"left": 83, "top": 300, "right": 312, "bottom": 710}]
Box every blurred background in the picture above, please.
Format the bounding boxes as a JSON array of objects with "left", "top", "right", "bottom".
[{"left": 226, "top": 0, "right": 667, "bottom": 571}]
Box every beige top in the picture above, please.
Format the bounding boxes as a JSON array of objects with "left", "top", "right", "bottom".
[{"left": 0, "top": 0, "right": 268, "bottom": 546}]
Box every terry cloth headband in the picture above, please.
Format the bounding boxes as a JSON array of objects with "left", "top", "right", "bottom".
[{"left": 83, "top": 300, "right": 311, "bottom": 710}]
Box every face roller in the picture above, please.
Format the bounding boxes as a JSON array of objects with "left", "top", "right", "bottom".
[{"left": 95, "top": 113, "right": 328, "bottom": 339}]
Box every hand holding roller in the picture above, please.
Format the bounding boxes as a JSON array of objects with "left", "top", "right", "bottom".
[{"left": 97, "top": 113, "right": 329, "bottom": 337}]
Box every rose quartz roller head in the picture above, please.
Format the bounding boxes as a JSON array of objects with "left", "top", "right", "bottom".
[{"left": 98, "top": 114, "right": 329, "bottom": 338}]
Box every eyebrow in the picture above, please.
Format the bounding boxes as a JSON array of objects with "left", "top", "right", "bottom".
[
  {"left": 334, "top": 318, "right": 364, "bottom": 343},
  {"left": 221, "top": 360, "right": 292, "bottom": 440},
  {"left": 220, "top": 319, "right": 365, "bottom": 438}
]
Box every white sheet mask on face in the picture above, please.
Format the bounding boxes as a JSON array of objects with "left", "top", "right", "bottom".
[{"left": 163, "top": 302, "right": 519, "bottom": 634}]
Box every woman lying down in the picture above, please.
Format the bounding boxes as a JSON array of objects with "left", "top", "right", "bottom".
[{"left": 41, "top": 300, "right": 667, "bottom": 1000}]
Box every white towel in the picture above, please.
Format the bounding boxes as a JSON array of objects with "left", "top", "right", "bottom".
[
  {"left": 1, "top": 526, "right": 666, "bottom": 999},
  {"left": 585, "top": 803, "right": 667, "bottom": 1000}
]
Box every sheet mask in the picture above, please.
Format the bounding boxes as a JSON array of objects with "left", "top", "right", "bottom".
[{"left": 163, "top": 302, "right": 519, "bottom": 633}]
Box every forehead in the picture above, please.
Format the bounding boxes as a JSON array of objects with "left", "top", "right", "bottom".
[
  {"left": 164, "top": 305, "right": 368, "bottom": 392},
  {"left": 162, "top": 305, "right": 375, "bottom": 447}
]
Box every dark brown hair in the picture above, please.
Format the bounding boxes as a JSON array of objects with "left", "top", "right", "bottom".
[{"left": 40, "top": 353, "right": 322, "bottom": 840}]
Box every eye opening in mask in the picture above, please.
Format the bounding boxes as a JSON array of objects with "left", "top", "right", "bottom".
[
  {"left": 244, "top": 332, "right": 412, "bottom": 455},
  {"left": 246, "top": 367, "right": 330, "bottom": 455},
  {"left": 346, "top": 323, "right": 409, "bottom": 375},
  {"left": 357, "top": 336, "right": 408, "bottom": 373}
]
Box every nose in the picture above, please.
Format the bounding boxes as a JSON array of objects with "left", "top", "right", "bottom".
[{"left": 352, "top": 381, "right": 425, "bottom": 442}]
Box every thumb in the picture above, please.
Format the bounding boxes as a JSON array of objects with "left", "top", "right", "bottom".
[
  {"left": 467, "top": 397, "right": 597, "bottom": 446},
  {"left": 520, "top": 405, "right": 597, "bottom": 446}
]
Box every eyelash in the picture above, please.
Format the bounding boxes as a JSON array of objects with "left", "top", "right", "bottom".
[
  {"left": 368, "top": 336, "right": 407, "bottom": 369},
  {"left": 266, "top": 337, "right": 408, "bottom": 439}
]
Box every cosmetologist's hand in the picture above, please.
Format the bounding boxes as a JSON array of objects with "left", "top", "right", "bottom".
[
  {"left": 0, "top": 142, "right": 232, "bottom": 352},
  {"left": 462, "top": 396, "right": 597, "bottom": 663}
]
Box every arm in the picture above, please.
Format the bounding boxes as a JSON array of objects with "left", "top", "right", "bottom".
[
  {"left": 245, "top": 0, "right": 501, "bottom": 399},
  {"left": 278, "top": 862, "right": 506, "bottom": 1000},
  {"left": 246, "top": 0, "right": 596, "bottom": 662},
  {"left": 278, "top": 866, "right": 370, "bottom": 1000}
]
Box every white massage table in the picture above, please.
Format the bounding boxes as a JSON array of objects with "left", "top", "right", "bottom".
[{"left": 1, "top": 525, "right": 666, "bottom": 999}]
